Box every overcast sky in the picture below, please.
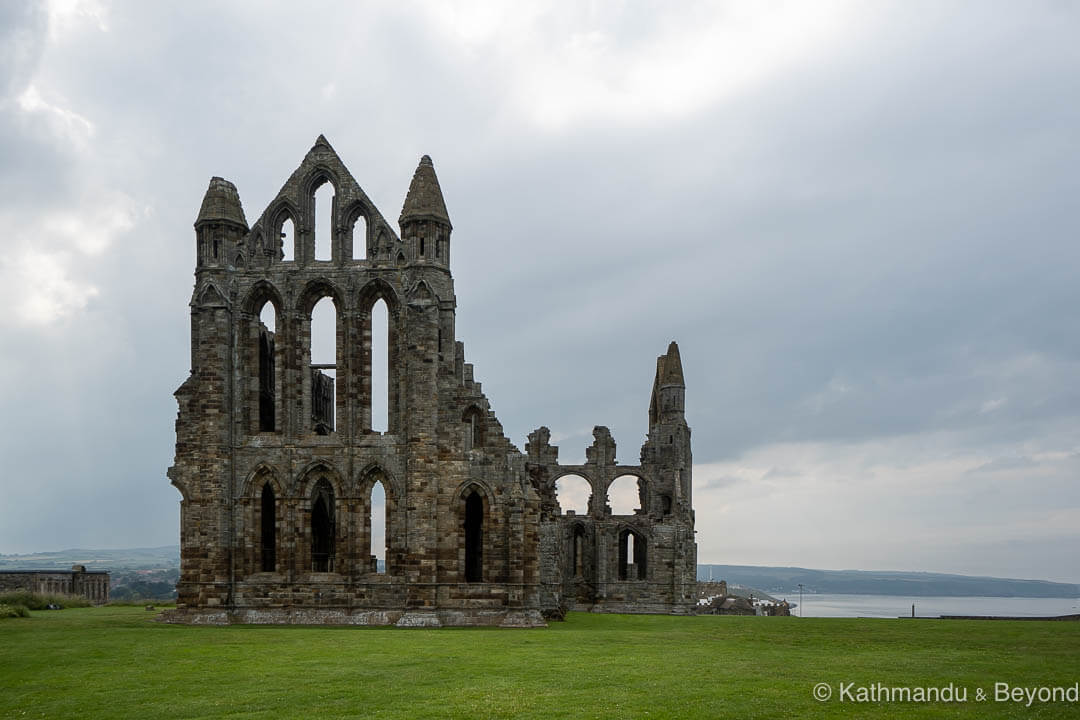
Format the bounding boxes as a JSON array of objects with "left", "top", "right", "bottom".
[{"left": 1, "top": 1, "right": 1077, "bottom": 583}]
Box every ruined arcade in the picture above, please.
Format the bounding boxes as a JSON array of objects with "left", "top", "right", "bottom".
[{"left": 165, "top": 137, "right": 697, "bottom": 626}]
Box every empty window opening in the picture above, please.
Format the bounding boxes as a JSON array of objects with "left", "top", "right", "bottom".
[
  {"left": 435, "top": 231, "right": 442, "bottom": 258},
  {"left": 572, "top": 526, "right": 585, "bottom": 577},
  {"left": 608, "top": 475, "right": 644, "bottom": 515},
  {"left": 310, "top": 297, "right": 337, "bottom": 434},
  {"left": 618, "top": 530, "right": 647, "bottom": 581},
  {"left": 352, "top": 214, "right": 367, "bottom": 260},
  {"left": 314, "top": 182, "right": 334, "bottom": 261},
  {"left": 260, "top": 483, "right": 276, "bottom": 572},
  {"left": 555, "top": 475, "right": 591, "bottom": 515},
  {"left": 661, "top": 493, "right": 673, "bottom": 515},
  {"left": 464, "top": 491, "right": 483, "bottom": 582},
  {"left": 370, "top": 299, "right": 389, "bottom": 433},
  {"left": 311, "top": 479, "right": 335, "bottom": 572},
  {"left": 258, "top": 302, "right": 277, "bottom": 432},
  {"left": 462, "top": 406, "right": 484, "bottom": 452},
  {"left": 281, "top": 217, "right": 295, "bottom": 261},
  {"left": 212, "top": 237, "right": 220, "bottom": 259},
  {"left": 369, "top": 477, "right": 387, "bottom": 574},
  {"left": 419, "top": 237, "right": 425, "bottom": 257}
]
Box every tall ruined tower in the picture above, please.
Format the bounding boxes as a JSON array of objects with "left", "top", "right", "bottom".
[
  {"left": 167, "top": 137, "right": 696, "bottom": 625},
  {"left": 526, "top": 341, "right": 697, "bottom": 614}
]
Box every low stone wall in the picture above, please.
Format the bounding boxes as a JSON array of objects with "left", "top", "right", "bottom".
[{"left": 0, "top": 568, "right": 110, "bottom": 604}]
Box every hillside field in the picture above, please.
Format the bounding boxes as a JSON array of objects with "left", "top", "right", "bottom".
[{"left": 1, "top": 608, "right": 1078, "bottom": 719}]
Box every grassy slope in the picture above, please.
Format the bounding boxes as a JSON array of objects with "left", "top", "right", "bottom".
[{"left": 1, "top": 608, "right": 1077, "bottom": 719}]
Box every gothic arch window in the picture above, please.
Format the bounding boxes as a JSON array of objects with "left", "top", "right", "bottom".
[
  {"left": 368, "top": 474, "right": 387, "bottom": 574},
  {"left": 280, "top": 216, "right": 295, "bottom": 262},
  {"left": 618, "top": 529, "right": 646, "bottom": 581},
  {"left": 571, "top": 525, "right": 586, "bottom": 577},
  {"left": 358, "top": 281, "right": 398, "bottom": 434},
  {"left": 314, "top": 179, "right": 334, "bottom": 261},
  {"left": 351, "top": 211, "right": 368, "bottom": 260},
  {"left": 463, "top": 489, "right": 484, "bottom": 582},
  {"left": 260, "top": 483, "right": 276, "bottom": 572},
  {"left": 307, "top": 294, "right": 340, "bottom": 435},
  {"left": 311, "top": 478, "right": 335, "bottom": 572},
  {"left": 256, "top": 300, "right": 279, "bottom": 433},
  {"left": 370, "top": 299, "right": 389, "bottom": 432}
]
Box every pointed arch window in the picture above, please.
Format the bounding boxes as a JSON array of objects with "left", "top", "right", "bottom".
[
  {"left": 352, "top": 213, "right": 368, "bottom": 260},
  {"left": 369, "top": 475, "right": 387, "bottom": 574},
  {"left": 310, "top": 297, "right": 338, "bottom": 434},
  {"left": 314, "top": 181, "right": 334, "bottom": 261},
  {"left": 257, "top": 301, "right": 278, "bottom": 432},
  {"left": 260, "top": 483, "right": 276, "bottom": 572},
  {"left": 572, "top": 525, "right": 586, "bottom": 577},
  {"left": 464, "top": 490, "right": 484, "bottom": 582},
  {"left": 370, "top": 299, "right": 389, "bottom": 432},
  {"left": 618, "top": 529, "right": 646, "bottom": 581},
  {"left": 311, "top": 479, "right": 335, "bottom": 572},
  {"left": 281, "top": 217, "right": 295, "bottom": 262}
]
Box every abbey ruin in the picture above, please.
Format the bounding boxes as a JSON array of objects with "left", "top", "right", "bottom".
[{"left": 164, "top": 137, "right": 696, "bottom": 626}]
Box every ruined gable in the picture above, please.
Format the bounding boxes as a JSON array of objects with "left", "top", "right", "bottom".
[{"left": 164, "top": 138, "right": 696, "bottom": 626}]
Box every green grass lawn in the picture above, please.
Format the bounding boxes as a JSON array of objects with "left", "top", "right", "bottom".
[{"left": 1, "top": 608, "right": 1077, "bottom": 719}]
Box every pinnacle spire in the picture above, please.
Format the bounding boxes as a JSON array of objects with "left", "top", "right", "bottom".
[{"left": 399, "top": 155, "right": 451, "bottom": 227}]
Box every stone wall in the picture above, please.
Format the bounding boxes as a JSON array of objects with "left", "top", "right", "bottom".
[{"left": 0, "top": 568, "right": 110, "bottom": 604}]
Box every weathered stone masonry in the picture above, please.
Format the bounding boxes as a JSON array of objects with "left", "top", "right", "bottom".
[
  {"left": 164, "top": 137, "right": 696, "bottom": 626},
  {"left": 0, "top": 566, "right": 110, "bottom": 604}
]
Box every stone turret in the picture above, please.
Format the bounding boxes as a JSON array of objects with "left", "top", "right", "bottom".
[
  {"left": 399, "top": 155, "right": 451, "bottom": 267},
  {"left": 649, "top": 341, "right": 686, "bottom": 427},
  {"left": 194, "top": 176, "right": 248, "bottom": 269}
]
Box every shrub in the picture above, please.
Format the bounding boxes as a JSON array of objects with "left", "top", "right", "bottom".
[
  {"left": 0, "top": 603, "right": 30, "bottom": 618},
  {"left": 0, "top": 591, "right": 91, "bottom": 610}
]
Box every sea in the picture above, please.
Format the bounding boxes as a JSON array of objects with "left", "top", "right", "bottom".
[{"left": 789, "top": 594, "right": 1080, "bottom": 618}]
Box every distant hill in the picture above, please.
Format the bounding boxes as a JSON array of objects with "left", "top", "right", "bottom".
[
  {"left": 0, "top": 546, "right": 179, "bottom": 571},
  {"left": 698, "top": 564, "right": 1078, "bottom": 598},
  {"left": 4, "top": 550, "right": 1074, "bottom": 598}
]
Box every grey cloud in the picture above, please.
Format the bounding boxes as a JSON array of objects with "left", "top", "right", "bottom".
[
  {"left": 0, "top": 2, "right": 1076, "bottom": 583},
  {"left": 967, "top": 456, "right": 1039, "bottom": 474}
]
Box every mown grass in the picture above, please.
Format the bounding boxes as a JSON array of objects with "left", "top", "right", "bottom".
[
  {"left": 1, "top": 607, "right": 1077, "bottom": 719},
  {"left": 0, "top": 590, "right": 91, "bottom": 611}
]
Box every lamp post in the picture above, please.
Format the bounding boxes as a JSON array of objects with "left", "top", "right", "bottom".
[{"left": 798, "top": 583, "right": 804, "bottom": 618}]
